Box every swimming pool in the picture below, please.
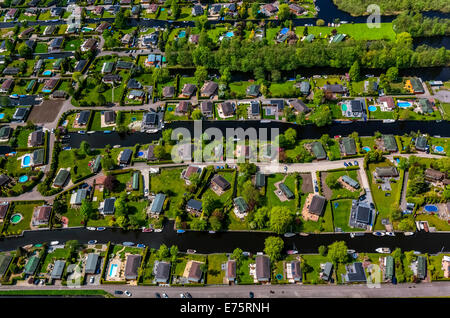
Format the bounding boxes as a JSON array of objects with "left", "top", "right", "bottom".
[
  {"left": 137, "top": 151, "right": 144, "bottom": 157},
  {"left": 42, "top": 70, "right": 52, "bottom": 76},
  {"left": 341, "top": 104, "right": 347, "bottom": 111},
  {"left": 280, "top": 28, "right": 289, "bottom": 35},
  {"left": 19, "top": 175, "right": 28, "bottom": 183},
  {"left": 397, "top": 101, "right": 412, "bottom": 108},
  {"left": 0, "top": 113, "right": 4, "bottom": 119},
  {"left": 435, "top": 146, "right": 444, "bottom": 152},
  {"left": 109, "top": 264, "right": 118, "bottom": 277},
  {"left": 178, "top": 30, "right": 186, "bottom": 38},
  {"left": 42, "top": 89, "right": 51, "bottom": 93},
  {"left": 22, "top": 155, "right": 31, "bottom": 168},
  {"left": 362, "top": 146, "right": 371, "bottom": 152},
  {"left": 82, "top": 27, "right": 93, "bottom": 32},
  {"left": 368, "top": 106, "right": 377, "bottom": 112},
  {"left": 225, "top": 31, "right": 234, "bottom": 37},
  {"left": 424, "top": 205, "right": 438, "bottom": 212}
]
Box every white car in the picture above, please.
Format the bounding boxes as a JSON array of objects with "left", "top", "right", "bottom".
[
  {"left": 180, "top": 293, "right": 186, "bottom": 298},
  {"left": 124, "top": 290, "right": 132, "bottom": 297},
  {"left": 90, "top": 276, "right": 95, "bottom": 284}
]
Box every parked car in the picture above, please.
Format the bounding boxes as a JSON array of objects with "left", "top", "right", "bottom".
[
  {"left": 124, "top": 290, "right": 132, "bottom": 297},
  {"left": 249, "top": 291, "right": 254, "bottom": 298},
  {"left": 370, "top": 203, "right": 375, "bottom": 209},
  {"left": 344, "top": 162, "right": 348, "bottom": 167},
  {"left": 348, "top": 162, "right": 353, "bottom": 166},
  {"left": 162, "top": 293, "right": 168, "bottom": 298},
  {"left": 185, "top": 292, "right": 192, "bottom": 298},
  {"left": 155, "top": 292, "right": 161, "bottom": 298},
  {"left": 114, "top": 290, "right": 123, "bottom": 295},
  {"left": 314, "top": 186, "right": 319, "bottom": 192},
  {"left": 354, "top": 161, "right": 359, "bottom": 166},
  {"left": 180, "top": 293, "right": 186, "bottom": 298}
]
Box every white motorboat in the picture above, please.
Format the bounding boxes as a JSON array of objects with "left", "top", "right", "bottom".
[
  {"left": 86, "top": 227, "right": 96, "bottom": 231},
  {"left": 386, "top": 232, "right": 395, "bottom": 237},
  {"left": 375, "top": 247, "right": 391, "bottom": 253},
  {"left": 404, "top": 232, "right": 414, "bottom": 236},
  {"left": 50, "top": 241, "right": 59, "bottom": 246}
]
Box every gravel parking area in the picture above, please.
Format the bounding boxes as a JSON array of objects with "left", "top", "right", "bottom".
[{"left": 28, "top": 100, "right": 63, "bottom": 123}]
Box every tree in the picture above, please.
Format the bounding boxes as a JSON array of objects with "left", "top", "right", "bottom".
[
  {"left": 254, "top": 206, "right": 269, "bottom": 229},
  {"left": 171, "top": 1, "right": 181, "bottom": 19},
  {"left": 269, "top": 206, "right": 294, "bottom": 234},
  {"left": 114, "top": 10, "right": 128, "bottom": 29},
  {"left": 104, "top": 174, "right": 118, "bottom": 192},
  {"left": 194, "top": 66, "right": 208, "bottom": 86},
  {"left": 316, "top": 19, "right": 325, "bottom": 26},
  {"left": 398, "top": 216, "right": 416, "bottom": 231},
  {"left": 241, "top": 180, "right": 260, "bottom": 211},
  {"left": 191, "top": 109, "right": 203, "bottom": 120},
  {"left": 303, "top": 26, "right": 308, "bottom": 36},
  {"left": 264, "top": 236, "right": 284, "bottom": 261},
  {"left": 158, "top": 244, "right": 170, "bottom": 259},
  {"left": 318, "top": 245, "right": 327, "bottom": 256},
  {"left": 170, "top": 245, "right": 179, "bottom": 258},
  {"left": 310, "top": 105, "right": 332, "bottom": 127},
  {"left": 18, "top": 43, "right": 32, "bottom": 58},
  {"left": 349, "top": 60, "right": 360, "bottom": 82},
  {"left": 231, "top": 248, "right": 243, "bottom": 265},
  {"left": 101, "top": 156, "right": 116, "bottom": 170},
  {"left": 313, "top": 89, "right": 324, "bottom": 105},
  {"left": 80, "top": 199, "right": 93, "bottom": 221},
  {"left": 284, "top": 128, "right": 297, "bottom": 149},
  {"left": 114, "top": 195, "right": 129, "bottom": 216},
  {"left": 154, "top": 145, "right": 166, "bottom": 160},
  {"left": 327, "top": 241, "right": 348, "bottom": 265},
  {"left": 277, "top": 4, "right": 291, "bottom": 21},
  {"left": 80, "top": 140, "right": 91, "bottom": 156},
  {"left": 386, "top": 66, "right": 399, "bottom": 82},
  {"left": 190, "top": 217, "right": 208, "bottom": 230},
  {"left": 202, "top": 192, "right": 217, "bottom": 216},
  {"left": 209, "top": 215, "right": 222, "bottom": 231}
]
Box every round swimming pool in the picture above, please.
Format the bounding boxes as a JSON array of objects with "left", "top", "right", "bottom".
[
  {"left": 341, "top": 104, "right": 347, "bottom": 111},
  {"left": 435, "top": 146, "right": 444, "bottom": 152},
  {"left": 362, "top": 146, "right": 371, "bottom": 152},
  {"left": 137, "top": 151, "right": 144, "bottom": 157},
  {"left": 10, "top": 213, "right": 23, "bottom": 224},
  {"left": 19, "top": 175, "right": 28, "bottom": 183},
  {"left": 368, "top": 106, "right": 377, "bottom": 112},
  {"left": 424, "top": 205, "right": 438, "bottom": 212},
  {"left": 22, "top": 155, "right": 31, "bottom": 167}
]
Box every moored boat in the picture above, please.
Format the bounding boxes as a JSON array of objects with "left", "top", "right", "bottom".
[{"left": 376, "top": 247, "right": 391, "bottom": 253}]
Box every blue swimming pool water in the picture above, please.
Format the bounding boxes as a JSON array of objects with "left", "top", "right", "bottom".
[
  {"left": 178, "top": 30, "right": 186, "bottom": 38},
  {"left": 42, "top": 89, "right": 51, "bottom": 93},
  {"left": 22, "top": 155, "right": 31, "bottom": 167},
  {"left": 424, "top": 205, "right": 438, "bottom": 212},
  {"left": 225, "top": 31, "right": 234, "bottom": 37},
  {"left": 42, "top": 70, "right": 52, "bottom": 76},
  {"left": 368, "top": 106, "right": 377, "bottom": 112},
  {"left": 435, "top": 146, "right": 444, "bottom": 152},
  {"left": 138, "top": 151, "right": 144, "bottom": 157},
  {"left": 0, "top": 113, "right": 4, "bottom": 119},
  {"left": 109, "top": 264, "right": 118, "bottom": 277},
  {"left": 280, "top": 28, "right": 289, "bottom": 35},
  {"left": 19, "top": 175, "right": 28, "bottom": 183},
  {"left": 341, "top": 104, "right": 347, "bottom": 111},
  {"left": 362, "top": 146, "right": 371, "bottom": 152},
  {"left": 397, "top": 102, "right": 412, "bottom": 108}
]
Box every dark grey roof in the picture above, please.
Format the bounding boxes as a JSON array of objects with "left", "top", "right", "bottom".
[
  {"left": 127, "top": 78, "right": 142, "bottom": 89},
  {"left": 85, "top": 253, "right": 99, "bottom": 274},
  {"left": 120, "top": 149, "right": 133, "bottom": 163},
  {"left": 51, "top": 260, "right": 66, "bottom": 279},
  {"left": 103, "top": 198, "right": 116, "bottom": 214},
  {"left": 309, "top": 195, "right": 326, "bottom": 216},
  {"left": 345, "top": 262, "right": 367, "bottom": 283},
  {"left": 154, "top": 261, "right": 170, "bottom": 282},
  {"left": 104, "top": 111, "right": 116, "bottom": 123},
  {"left": 187, "top": 199, "right": 202, "bottom": 212},
  {"left": 250, "top": 101, "right": 260, "bottom": 115},
  {"left": 30, "top": 130, "right": 44, "bottom": 146},
  {"left": 256, "top": 255, "right": 270, "bottom": 281},
  {"left": 356, "top": 205, "right": 372, "bottom": 224},
  {"left": 124, "top": 254, "right": 142, "bottom": 279},
  {"left": 221, "top": 102, "right": 234, "bottom": 116},
  {"left": 0, "top": 174, "right": 10, "bottom": 187},
  {"left": 77, "top": 111, "right": 90, "bottom": 125},
  {"left": 211, "top": 174, "right": 230, "bottom": 190},
  {"left": 349, "top": 100, "right": 364, "bottom": 113},
  {"left": 201, "top": 101, "right": 213, "bottom": 113}
]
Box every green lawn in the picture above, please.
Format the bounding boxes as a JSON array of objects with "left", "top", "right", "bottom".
[
  {"left": 265, "top": 173, "right": 297, "bottom": 211},
  {"left": 324, "top": 169, "right": 362, "bottom": 200},
  {"left": 331, "top": 199, "right": 364, "bottom": 232},
  {"left": 236, "top": 256, "right": 255, "bottom": 284},
  {"left": 415, "top": 214, "right": 450, "bottom": 232},
  {"left": 294, "top": 23, "right": 396, "bottom": 41},
  {"left": 40, "top": 247, "right": 70, "bottom": 274},
  {"left": 58, "top": 149, "right": 98, "bottom": 181},
  {"left": 301, "top": 254, "right": 331, "bottom": 284},
  {"left": 206, "top": 254, "right": 228, "bottom": 285},
  {"left": 4, "top": 202, "right": 42, "bottom": 235}
]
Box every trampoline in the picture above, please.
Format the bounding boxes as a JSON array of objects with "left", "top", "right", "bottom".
[
  {"left": 276, "top": 274, "right": 283, "bottom": 280},
  {"left": 424, "top": 205, "right": 438, "bottom": 212},
  {"left": 368, "top": 106, "right": 377, "bottom": 112},
  {"left": 341, "top": 104, "right": 347, "bottom": 111},
  {"left": 10, "top": 213, "right": 23, "bottom": 224},
  {"left": 435, "top": 146, "right": 444, "bottom": 152}
]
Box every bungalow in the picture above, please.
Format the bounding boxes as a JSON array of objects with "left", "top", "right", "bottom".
[
  {"left": 255, "top": 255, "right": 270, "bottom": 282},
  {"left": 180, "top": 84, "right": 196, "bottom": 98},
  {"left": 343, "top": 262, "right": 367, "bottom": 283},
  {"left": 233, "top": 196, "right": 249, "bottom": 219},
  {"left": 95, "top": 22, "right": 110, "bottom": 33},
  {"left": 146, "top": 4, "right": 159, "bottom": 14},
  {"left": 162, "top": 86, "right": 175, "bottom": 98},
  {"left": 201, "top": 81, "right": 218, "bottom": 98},
  {"left": 340, "top": 137, "right": 356, "bottom": 156},
  {"left": 382, "top": 134, "right": 398, "bottom": 152},
  {"left": 128, "top": 90, "right": 145, "bottom": 101},
  {"left": 119, "top": 149, "right": 133, "bottom": 165},
  {"left": 81, "top": 38, "right": 97, "bottom": 52},
  {"left": 189, "top": 34, "right": 200, "bottom": 44},
  {"left": 12, "top": 108, "right": 28, "bottom": 122},
  {"left": 176, "top": 101, "right": 191, "bottom": 115},
  {"left": 53, "top": 169, "right": 70, "bottom": 188},
  {"left": 100, "top": 197, "right": 116, "bottom": 215},
  {"left": 19, "top": 28, "right": 35, "bottom": 39},
  {"left": 50, "top": 7, "right": 64, "bottom": 17},
  {"left": 384, "top": 256, "right": 394, "bottom": 281},
  {"left": 279, "top": 183, "right": 294, "bottom": 200},
  {"left": 24, "top": 8, "right": 39, "bottom": 16},
  {"left": 350, "top": 201, "right": 373, "bottom": 229},
  {"left": 418, "top": 99, "right": 433, "bottom": 114},
  {"left": 225, "top": 260, "right": 236, "bottom": 284},
  {"left": 146, "top": 145, "right": 156, "bottom": 161},
  {"left": 24, "top": 256, "right": 40, "bottom": 275},
  {"left": 42, "top": 79, "right": 59, "bottom": 93},
  {"left": 124, "top": 254, "right": 142, "bottom": 280},
  {"left": 0, "top": 202, "right": 9, "bottom": 222},
  {"left": 289, "top": 3, "right": 305, "bottom": 15},
  {"left": 405, "top": 78, "right": 424, "bottom": 94},
  {"left": 182, "top": 165, "right": 201, "bottom": 184},
  {"left": 154, "top": 261, "right": 171, "bottom": 283},
  {"left": 302, "top": 193, "right": 326, "bottom": 222},
  {"left": 424, "top": 168, "right": 445, "bottom": 182},
  {"left": 192, "top": 4, "right": 204, "bottom": 16},
  {"left": 378, "top": 96, "right": 395, "bottom": 111},
  {"left": 415, "top": 135, "right": 428, "bottom": 152},
  {"left": 375, "top": 166, "right": 399, "bottom": 178},
  {"left": 48, "top": 37, "right": 63, "bottom": 52},
  {"left": 263, "top": 100, "right": 284, "bottom": 116},
  {"left": 131, "top": 171, "right": 140, "bottom": 191},
  {"left": 29, "top": 130, "right": 44, "bottom": 147},
  {"left": 102, "top": 74, "right": 122, "bottom": 85},
  {"left": 127, "top": 79, "right": 142, "bottom": 90},
  {"left": 218, "top": 101, "right": 235, "bottom": 118},
  {"left": 249, "top": 101, "right": 260, "bottom": 118},
  {"left": 186, "top": 198, "right": 202, "bottom": 217},
  {"left": 142, "top": 112, "right": 158, "bottom": 130},
  {"left": 187, "top": 261, "right": 203, "bottom": 283},
  {"left": 2, "top": 68, "right": 19, "bottom": 76},
  {"left": 417, "top": 256, "right": 427, "bottom": 279},
  {"left": 85, "top": 253, "right": 99, "bottom": 274},
  {"left": 254, "top": 172, "right": 265, "bottom": 188},
  {"left": 210, "top": 174, "right": 231, "bottom": 195},
  {"left": 320, "top": 262, "right": 333, "bottom": 281},
  {"left": 142, "top": 32, "right": 159, "bottom": 48},
  {"left": 289, "top": 99, "right": 310, "bottom": 114},
  {"left": 200, "top": 101, "right": 213, "bottom": 117},
  {"left": 330, "top": 33, "right": 346, "bottom": 43},
  {"left": 70, "top": 188, "right": 89, "bottom": 206},
  {"left": 286, "top": 261, "right": 302, "bottom": 283},
  {"left": 295, "top": 81, "right": 310, "bottom": 95},
  {"left": 43, "top": 25, "right": 56, "bottom": 36},
  {"left": 0, "top": 79, "right": 14, "bottom": 93},
  {"left": 76, "top": 110, "right": 91, "bottom": 127},
  {"left": 323, "top": 84, "right": 346, "bottom": 95},
  {"left": 121, "top": 33, "right": 133, "bottom": 46},
  {"left": 32, "top": 148, "right": 45, "bottom": 167},
  {"left": 101, "top": 62, "right": 115, "bottom": 74},
  {"left": 32, "top": 205, "right": 52, "bottom": 226},
  {"left": 343, "top": 100, "right": 365, "bottom": 118},
  {"left": 5, "top": 9, "right": 18, "bottom": 20},
  {"left": 0, "top": 175, "right": 11, "bottom": 188},
  {"left": 51, "top": 260, "right": 66, "bottom": 280},
  {"left": 116, "top": 61, "right": 134, "bottom": 71},
  {"left": 310, "top": 141, "right": 326, "bottom": 160},
  {"left": 246, "top": 85, "right": 260, "bottom": 97},
  {"left": 93, "top": 6, "right": 104, "bottom": 16},
  {"left": 341, "top": 175, "right": 360, "bottom": 190},
  {"left": 52, "top": 90, "right": 67, "bottom": 99},
  {"left": 104, "top": 111, "right": 116, "bottom": 125},
  {"left": 0, "top": 255, "right": 12, "bottom": 279},
  {"left": 149, "top": 193, "right": 166, "bottom": 217},
  {"left": 261, "top": 3, "right": 278, "bottom": 16},
  {"left": 0, "top": 126, "right": 11, "bottom": 141}
]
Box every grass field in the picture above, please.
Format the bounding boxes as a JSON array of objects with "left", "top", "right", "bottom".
[
  {"left": 206, "top": 254, "right": 228, "bottom": 285},
  {"left": 4, "top": 202, "right": 41, "bottom": 235},
  {"left": 294, "top": 23, "right": 396, "bottom": 41}
]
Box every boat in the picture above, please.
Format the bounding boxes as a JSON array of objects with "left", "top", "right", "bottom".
[
  {"left": 186, "top": 249, "right": 196, "bottom": 254},
  {"left": 88, "top": 240, "right": 97, "bottom": 244},
  {"left": 242, "top": 252, "right": 251, "bottom": 257},
  {"left": 347, "top": 249, "right": 356, "bottom": 254},
  {"left": 96, "top": 227, "right": 106, "bottom": 231},
  {"left": 260, "top": 120, "right": 271, "bottom": 123},
  {"left": 299, "top": 233, "right": 309, "bottom": 236},
  {"left": 413, "top": 251, "right": 421, "bottom": 255},
  {"left": 383, "top": 119, "right": 395, "bottom": 123},
  {"left": 50, "top": 241, "right": 59, "bottom": 246},
  {"left": 86, "top": 227, "right": 96, "bottom": 231},
  {"left": 350, "top": 232, "right": 365, "bottom": 238},
  {"left": 404, "top": 232, "right": 414, "bottom": 236},
  {"left": 122, "top": 242, "right": 134, "bottom": 246},
  {"left": 142, "top": 227, "right": 153, "bottom": 233},
  {"left": 78, "top": 130, "right": 86, "bottom": 134},
  {"left": 208, "top": 231, "right": 216, "bottom": 234},
  {"left": 9, "top": 94, "right": 19, "bottom": 99},
  {"left": 104, "top": 130, "right": 111, "bottom": 134},
  {"left": 154, "top": 229, "right": 162, "bottom": 233},
  {"left": 177, "top": 229, "right": 185, "bottom": 234},
  {"left": 287, "top": 250, "right": 298, "bottom": 255},
  {"left": 113, "top": 145, "right": 121, "bottom": 148},
  {"left": 386, "top": 232, "right": 395, "bottom": 237},
  {"left": 284, "top": 232, "right": 295, "bottom": 238},
  {"left": 375, "top": 247, "right": 391, "bottom": 254},
  {"left": 87, "top": 131, "right": 95, "bottom": 134},
  {"left": 373, "top": 231, "right": 385, "bottom": 236},
  {"left": 137, "top": 244, "right": 146, "bottom": 248}
]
